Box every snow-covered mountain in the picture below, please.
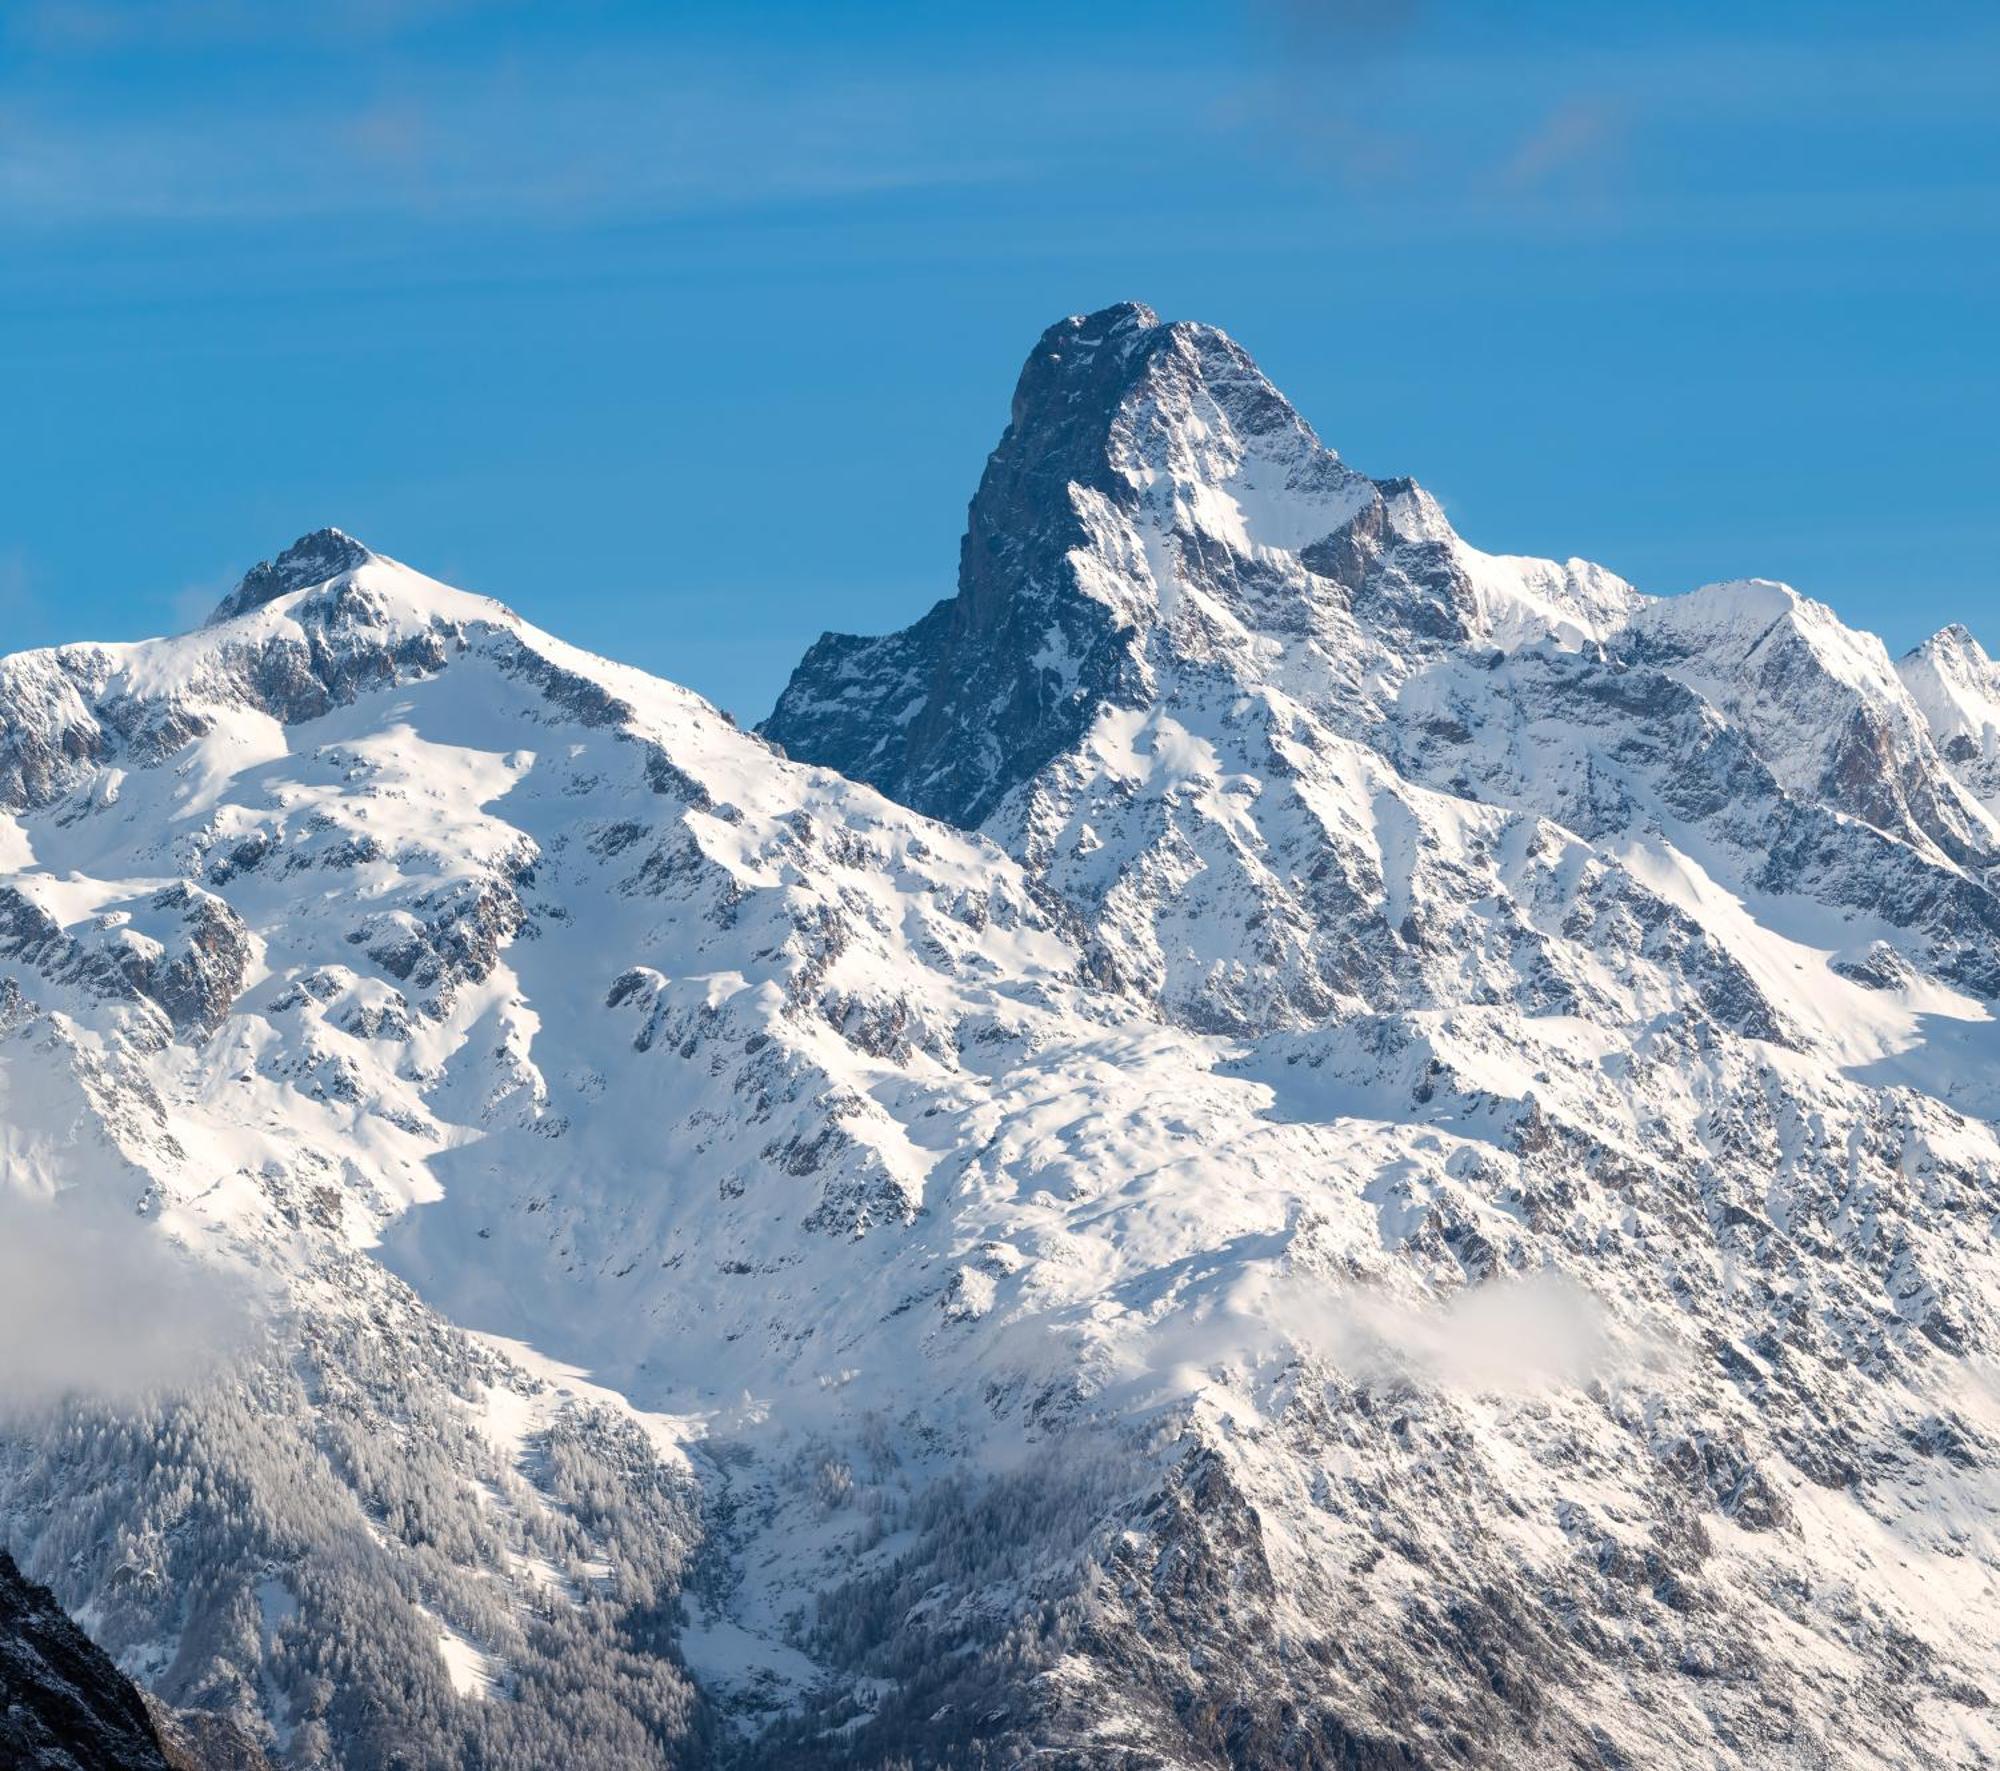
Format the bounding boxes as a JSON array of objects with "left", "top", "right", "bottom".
[
  {"left": 3, "top": 304, "right": 2000, "bottom": 1768},
  {"left": 1898, "top": 622, "right": 2000, "bottom": 814}
]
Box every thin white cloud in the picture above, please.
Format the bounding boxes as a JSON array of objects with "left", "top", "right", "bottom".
[
  {"left": 0, "top": 552, "right": 37, "bottom": 625},
  {"left": 0, "top": 54, "right": 1181, "bottom": 226},
  {"left": 992, "top": 1266, "right": 1677, "bottom": 1409},
  {"left": 0, "top": 14, "right": 1991, "bottom": 241},
  {"left": 7, "top": 0, "right": 523, "bottom": 54},
  {"left": 1270, "top": 1267, "right": 1640, "bottom": 1396},
  {"left": 0, "top": 1194, "right": 258, "bottom": 1417},
  {"left": 1492, "top": 98, "right": 1626, "bottom": 197}
]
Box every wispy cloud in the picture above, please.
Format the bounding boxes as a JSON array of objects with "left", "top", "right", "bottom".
[
  {"left": 1220, "top": 8, "right": 1999, "bottom": 223},
  {"left": 6, "top": 0, "right": 522, "bottom": 54},
  {"left": 994, "top": 1266, "right": 1677, "bottom": 1410},
  {"left": 0, "top": 1194, "right": 258, "bottom": 1416},
  {"left": 1222, "top": 2, "right": 1639, "bottom": 213},
  {"left": 0, "top": 52, "right": 1171, "bottom": 227},
  {"left": 1263, "top": 1267, "right": 1654, "bottom": 1396},
  {"left": 0, "top": 11, "right": 1991, "bottom": 246},
  {"left": 1250, "top": 0, "right": 1425, "bottom": 58},
  {"left": 1492, "top": 97, "right": 1627, "bottom": 198},
  {"left": 0, "top": 552, "right": 39, "bottom": 628}
]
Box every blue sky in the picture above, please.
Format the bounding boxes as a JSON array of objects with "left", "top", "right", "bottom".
[{"left": 3, "top": 0, "right": 1996, "bottom": 719}]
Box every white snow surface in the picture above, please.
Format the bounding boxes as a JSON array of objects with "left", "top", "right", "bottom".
[{"left": 4, "top": 346, "right": 2000, "bottom": 1765}]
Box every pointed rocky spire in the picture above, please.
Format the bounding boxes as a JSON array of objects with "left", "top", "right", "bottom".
[
  {"left": 762, "top": 302, "right": 1366, "bottom": 826},
  {"left": 206, "top": 528, "right": 374, "bottom": 625}
]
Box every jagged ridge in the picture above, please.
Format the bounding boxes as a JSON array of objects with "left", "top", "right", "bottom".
[{"left": 2, "top": 303, "right": 2000, "bottom": 1770}]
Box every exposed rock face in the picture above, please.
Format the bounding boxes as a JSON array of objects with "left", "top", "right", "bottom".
[
  {"left": 145, "top": 1701, "right": 279, "bottom": 1771},
  {"left": 0, "top": 1548, "right": 173, "bottom": 1770},
  {"left": 764, "top": 302, "right": 1634, "bottom": 828},
  {"left": 207, "top": 529, "right": 375, "bottom": 625},
  {"left": 0, "top": 1550, "right": 277, "bottom": 1770},
  {"left": 769, "top": 303, "right": 1375, "bottom": 825},
  {"left": 769, "top": 303, "right": 2000, "bottom": 1032},
  {"left": 6, "top": 309, "right": 2000, "bottom": 1769}
]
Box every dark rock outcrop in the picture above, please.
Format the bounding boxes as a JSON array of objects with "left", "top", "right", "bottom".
[
  {"left": 207, "top": 528, "right": 373, "bottom": 625},
  {"left": 0, "top": 1548, "right": 174, "bottom": 1771}
]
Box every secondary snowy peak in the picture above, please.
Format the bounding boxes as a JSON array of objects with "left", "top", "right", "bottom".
[
  {"left": 206, "top": 526, "right": 375, "bottom": 624},
  {"left": 764, "top": 301, "right": 1639, "bottom": 828},
  {"left": 0, "top": 537, "right": 498, "bottom": 815},
  {"left": 0, "top": 533, "right": 1083, "bottom": 1762},
  {"left": 1899, "top": 621, "right": 2000, "bottom": 810},
  {"left": 1622, "top": 579, "right": 2000, "bottom": 868}
]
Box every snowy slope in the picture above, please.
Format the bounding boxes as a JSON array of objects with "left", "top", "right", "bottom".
[
  {"left": 1899, "top": 621, "right": 2000, "bottom": 812},
  {"left": 1622, "top": 579, "right": 2000, "bottom": 868},
  {"left": 763, "top": 303, "right": 2000, "bottom": 1765},
  {"left": 0, "top": 304, "right": 1998, "bottom": 1768}
]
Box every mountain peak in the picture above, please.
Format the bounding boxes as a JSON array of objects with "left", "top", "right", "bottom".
[
  {"left": 767, "top": 302, "right": 1656, "bottom": 828},
  {"left": 206, "top": 527, "right": 375, "bottom": 626},
  {"left": 1897, "top": 620, "right": 2000, "bottom": 805},
  {"left": 1007, "top": 300, "right": 1313, "bottom": 474},
  {"left": 1023, "top": 299, "right": 1160, "bottom": 381},
  {"left": 1046, "top": 298, "right": 1160, "bottom": 344},
  {"left": 764, "top": 303, "right": 1383, "bottom": 823},
  {"left": 1909, "top": 620, "right": 1988, "bottom": 667}
]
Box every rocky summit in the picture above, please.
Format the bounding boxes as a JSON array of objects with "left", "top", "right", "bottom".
[{"left": 3, "top": 305, "right": 2000, "bottom": 1768}]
